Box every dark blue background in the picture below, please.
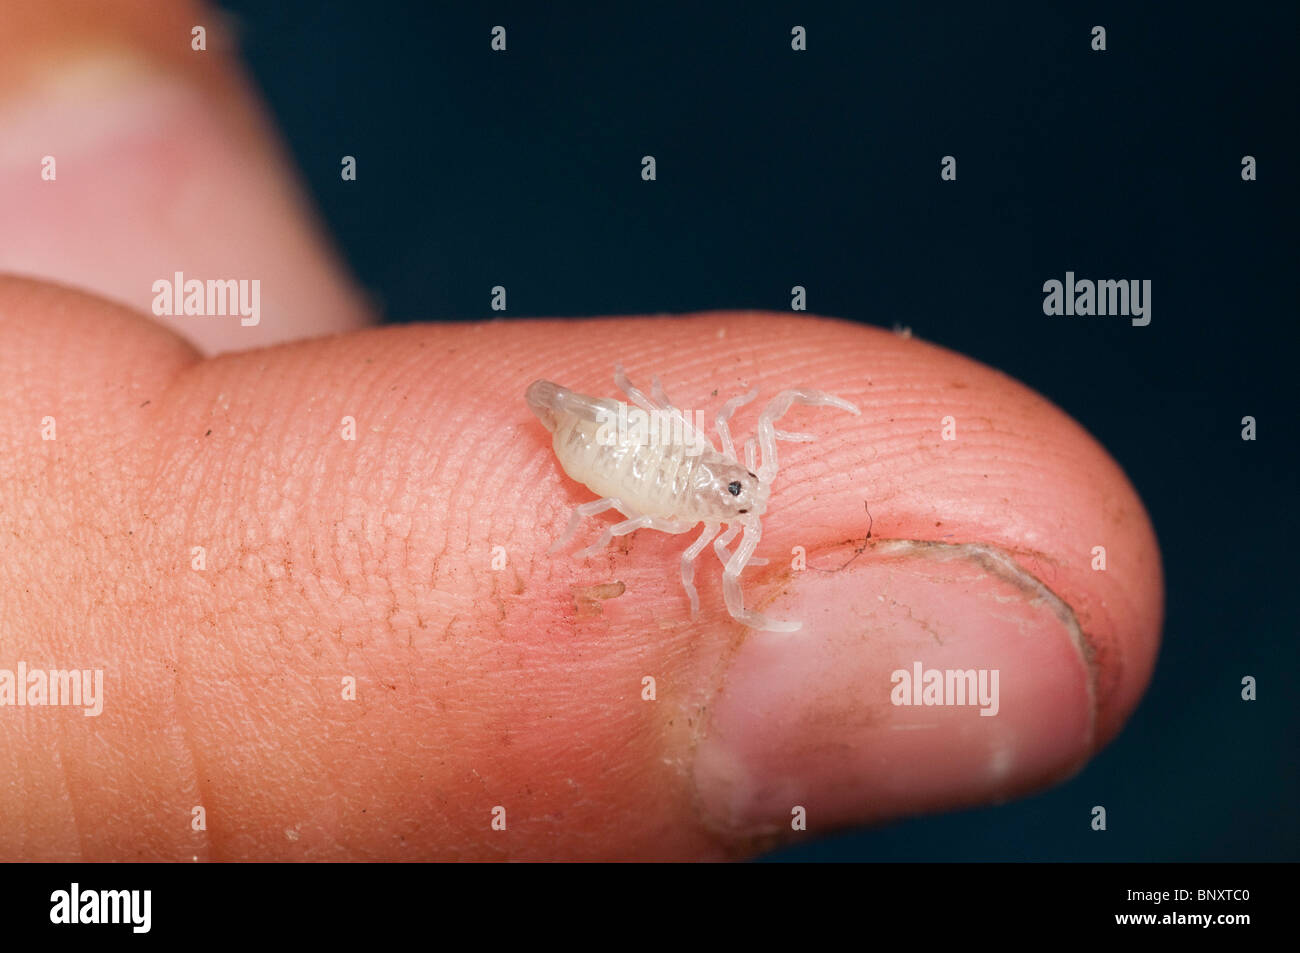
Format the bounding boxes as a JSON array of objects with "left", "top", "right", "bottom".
[{"left": 211, "top": 0, "right": 1298, "bottom": 860}]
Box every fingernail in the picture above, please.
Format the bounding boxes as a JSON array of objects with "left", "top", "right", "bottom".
[
  {"left": 692, "top": 541, "right": 1095, "bottom": 836},
  {"left": 0, "top": 55, "right": 186, "bottom": 157}
]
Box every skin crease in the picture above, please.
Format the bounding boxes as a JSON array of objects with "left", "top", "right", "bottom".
[
  {"left": 0, "top": 0, "right": 1162, "bottom": 860},
  {"left": 0, "top": 281, "right": 1163, "bottom": 860}
]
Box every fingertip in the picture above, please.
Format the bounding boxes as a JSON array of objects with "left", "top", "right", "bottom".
[{"left": 0, "top": 2, "right": 373, "bottom": 355}]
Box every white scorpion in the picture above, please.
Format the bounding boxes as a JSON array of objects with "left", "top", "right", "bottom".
[{"left": 526, "top": 365, "right": 859, "bottom": 631}]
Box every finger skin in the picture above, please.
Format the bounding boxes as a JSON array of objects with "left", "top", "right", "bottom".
[
  {"left": 0, "top": 0, "right": 373, "bottom": 354},
  {"left": 0, "top": 277, "right": 1162, "bottom": 860}
]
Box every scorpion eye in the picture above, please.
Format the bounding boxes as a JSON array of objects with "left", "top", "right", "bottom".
[{"left": 727, "top": 480, "right": 742, "bottom": 496}]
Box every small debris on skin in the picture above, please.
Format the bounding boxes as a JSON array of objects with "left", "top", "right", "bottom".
[{"left": 572, "top": 581, "right": 627, "bottom": 616}]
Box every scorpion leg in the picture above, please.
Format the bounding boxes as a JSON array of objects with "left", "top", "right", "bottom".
[
  {"left": 723, "top": 520, "right": 800, "bottom": 632},
  {"left": 616, "top": 365, "right": 710, "bottom": 454},
  {"left": 713, "top": 521, "right": 766, "bottom": 566},
  {"left": 680, "top": 522, "right": 722, "bottom": 618},
  {"left": 650, "top": 374, "right": 673, "bottom": 410},
  {"left": 714, "top": 387, "right": 759, "bottom": 462},
  {"left": 755, "top": 388, "right": 860, "bottom": 482},
  {"left": 613, "top": 364, "right": 660, "bottom": 414},
  {"left": 549, "top": 497, "right": 631, "bottom": 554},
  {"left": 575, "top": 512, "right": 693, "bottom": 559}
]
